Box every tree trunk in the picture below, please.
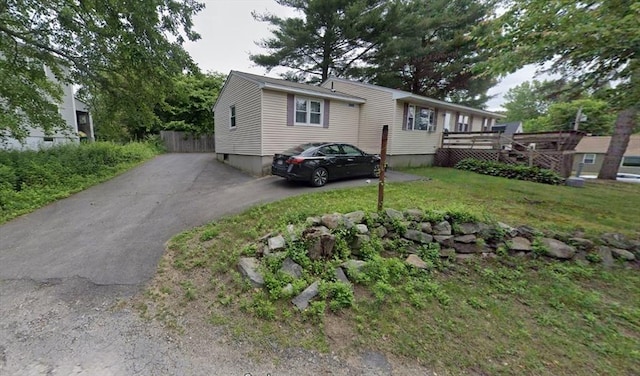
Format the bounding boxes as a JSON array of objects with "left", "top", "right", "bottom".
[{"left": 598, "top": 108, "right": 637, "bottom": 180}]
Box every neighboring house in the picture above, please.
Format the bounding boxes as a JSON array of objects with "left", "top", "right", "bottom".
[
  {"left": 491, "top": 121, "right": 523, "bottom": 135},
  {"left": 0, "top": 65, "right": 94, "bottom": 150},
  {"left": 573, "top": 135, "right": 640, "bottom": 175},
  {"left": 213, "top": 71, "right": 504, "bottom": 176}
]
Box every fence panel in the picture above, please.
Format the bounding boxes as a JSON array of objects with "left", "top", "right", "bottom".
[
  {"left": 160, "top": 131, "right": 215, "bottom": 153},
  {"left": 435, "top": 148, "right": 575, "bottom": 178}
]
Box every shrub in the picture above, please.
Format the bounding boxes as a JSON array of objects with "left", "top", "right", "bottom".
[
  {"left": 455, "top": 158, "right": 563, "bottom": 185},
  {"left": 0, "top": 141, "right": 159, "bottom": 223}
]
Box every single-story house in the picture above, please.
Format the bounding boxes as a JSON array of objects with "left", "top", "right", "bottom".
[
  {"left": 0, "top": 65, "right": 94, "bottom": 150},
  {"left": 573, "top": 135, "right": 640, "bottom": 174},
  {"left": 213, "top": 71, "right": 504, "bottom": 176}
]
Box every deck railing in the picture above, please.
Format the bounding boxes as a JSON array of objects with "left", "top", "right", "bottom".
[{"left": 436, "top": 130, "right": 584, "bottom": 178}]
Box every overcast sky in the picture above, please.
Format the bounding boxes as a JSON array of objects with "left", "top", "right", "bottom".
[{"left": 183, "top": 0, "right": 536, "bottom": 111}]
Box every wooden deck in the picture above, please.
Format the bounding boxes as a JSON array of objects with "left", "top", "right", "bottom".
[{"left": 436, "top": 131, "right": 585, "bottom": 178}]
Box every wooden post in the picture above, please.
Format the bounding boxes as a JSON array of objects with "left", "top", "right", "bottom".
[{"left": 377, "top": 125, "right": 389, "bottom": 212}]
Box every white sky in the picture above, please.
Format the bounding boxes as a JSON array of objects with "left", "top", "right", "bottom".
[{"left": 184, "top": 0, "right": 535, "bottom": 111}]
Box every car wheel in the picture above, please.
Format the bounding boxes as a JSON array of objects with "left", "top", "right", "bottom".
[
  {"left": 371, "top": 163, "right": 381, "bottom": 178},
  {"left": 311, "top": 167, "right": 329, "bottom": 187}
]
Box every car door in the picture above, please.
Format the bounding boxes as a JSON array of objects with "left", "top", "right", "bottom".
[
  {"left": 317, "top": 144, "right": 345, "bottom": 179},
  {"left": 339, "top": 144, "right": 367, "bottom": 176}
]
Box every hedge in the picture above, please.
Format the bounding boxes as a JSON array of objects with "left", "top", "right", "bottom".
[{"left": 454, "top": 158, "right": 563, "bottom": 185}]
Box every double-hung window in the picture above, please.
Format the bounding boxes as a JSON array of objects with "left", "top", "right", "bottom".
[
  {"left": 295, "top": 97, "right": 323, "bottom": 126},
  {"left": 457, "top": 114, "right": 470, "bottom": 132},
  {"left": 406, "top": 104, "right": 435, "bottom": 131},
  {"left": 582, "top": 153, "right": 596, "bottom": 164},
  {"left": 229, "top": 105, "right": 236, "bottom": 129}
]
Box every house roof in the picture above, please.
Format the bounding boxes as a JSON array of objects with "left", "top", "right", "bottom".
[
  {"left": 492, "top": 121, "right": 522, "bottom": 135},
  {"left": 230, "top": 71, "right": 366, "bottom": 103},
  {"left": 575, "top": 135, "right": 640, "bottom": 156},
  {"left": 323, "top": 76, "right": 505, "bottom": 119}
]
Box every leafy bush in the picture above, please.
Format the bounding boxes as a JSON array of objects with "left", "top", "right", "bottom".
[
  {"left": 455, "top": 158, "right": 563, "bottom": 185},
  {"left": 0, "top": 141, "right": 159, "bottom": 223}
]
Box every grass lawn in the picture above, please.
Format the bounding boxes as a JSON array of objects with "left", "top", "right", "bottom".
[{"left": 141, "top": 167, "right": 640, "bottom": 375}]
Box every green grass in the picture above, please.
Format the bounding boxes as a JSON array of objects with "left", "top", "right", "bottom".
[
  {"left": 142, "top": 167, "right": 640, "bottom": 375},
  {"left": 0, "top": 141, "right": 160, "bottom": 224},
  {"left": 404, "top": 167, "right": 640, "bottom": 235}
]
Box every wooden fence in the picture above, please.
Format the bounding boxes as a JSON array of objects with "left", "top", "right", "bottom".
[{"left": 160, "top": 131, "right": 215, "bottom": 153}]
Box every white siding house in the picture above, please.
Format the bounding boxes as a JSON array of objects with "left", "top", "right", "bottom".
[
  {"left": 1, "top": 66, "right": 94, "bottom": 150},
  {"left": 213, "top": 71, "right": 503, "bottom": 175}
]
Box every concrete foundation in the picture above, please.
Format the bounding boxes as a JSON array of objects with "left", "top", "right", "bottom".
[
  {"left": 386, "top": 154, "right": 435, "bottom": 169},
  {"left": 216, "top": 153, "right": 272, "bottom": 176},
  {"left": 219, "top": 153, "right": 436, "bottom": 176}
]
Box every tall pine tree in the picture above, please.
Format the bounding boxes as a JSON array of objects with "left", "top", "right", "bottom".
[
  {"left": 364, "top": 0, "right": 497, "bottom": 107},
  {"left": 250, "top": 0, "right": 387, "bottom": 82}
]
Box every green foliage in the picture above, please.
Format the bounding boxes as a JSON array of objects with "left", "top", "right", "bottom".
[
  {"left": 250, "top": 0, "right": 387, "bottom": 82},
  {"left": 482, "top": 0, "right": 639, "bottom": 111},
  {"left": 481, "top": 0, "right": 639, "bottom": 178},
  {"left": 0, "top": 142, "right": 159, "bottom": 223},
  {"left": 199, "top": 226, "right": 220, "bottom": 241},
  {"left": 531, "top": 238, "right": 548, "bottom": 258},
  {"left": 247, "top": 291, "right": 277, "bottom": 320},
  {"left": 180, "top": 280, "right": 197, "bottom": 301},
  {"left": 303, "top": 301, "right": 327, "bottom": 323},
  {"left": 156, "top": 72, "right": 226, "bottom": 135},
  {"left": 586, "top": 252, "right": 603, "bottom": 264},
  {"left": 528, "top": 99, "right": 616, "bottom": 135},
  {"left": 319, "top": 281, "right": 354, "bottom": 312},
  {"left": 1, "top": 0, "right": 204, "bottom": 141},
  {"left": 418, "top": 243, "right": 442, "bottom": 269},
  {"left": 251, "top": 0, "right": 497, "bottom": 106},
  {"left": 502, "top": 80, "right": 552, "bottom": 123},
  {"left": 366, "top": 0, "right": 497, "bottom": 107},
  {"left": 285, "top": 239, "right": 312, "bottom": 270},
  {"left": 386, "top": 216, "right": 407, "bottom": 235},
  {"left": 359, "top": 255, "right": 409, "bottom": 286},
  {"left": 455, "top": 158, "right": 563, "bottom": 185}
]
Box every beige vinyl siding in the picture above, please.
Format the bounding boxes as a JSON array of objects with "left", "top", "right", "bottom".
[
  {"left": 470, "top": 115, "right": 484, "bottom": 132},
  {"left": 322, "top": 80, "right": 395, "bottom": 154},
  {"left": 214, "top": 74, "right": 262, "bottom": 155},
  {"left": 261, "top": 90, "right": 360, "bottom": 155},
  {"left": 390, "top": 101, "right": 442, "bottom": 155}
]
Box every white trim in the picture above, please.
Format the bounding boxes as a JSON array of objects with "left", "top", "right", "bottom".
[
  {"left": 405, "top": 104, "right": 435, "bottom": 131},
  {"left": 582, "top": 153, "right": 596, "bottom": 164},
  {"left": 456, "top": 114, "right": 470, "bottom": 132},
  {"left": 294, "top": 96, "right": 324, "bottom": 126}
]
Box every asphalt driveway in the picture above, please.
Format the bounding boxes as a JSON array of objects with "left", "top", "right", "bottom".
[
  {"left": 0, "top": 153, "right": 420, "bottom": 286},
  {"left": 0, "top": 153, "right": 425, "bottom": 375}
]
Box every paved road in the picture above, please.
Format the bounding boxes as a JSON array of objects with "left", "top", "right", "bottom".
[
  {"left": 0, "top": 153, "right": 420, "bottom": 286},
  {"left": 0, "top": 153, "right": 424, "bottom": 375}
]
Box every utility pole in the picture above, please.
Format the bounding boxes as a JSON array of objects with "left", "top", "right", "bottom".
[{"left": 573, "top": 106, "right": 583, "bottom": 131}]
